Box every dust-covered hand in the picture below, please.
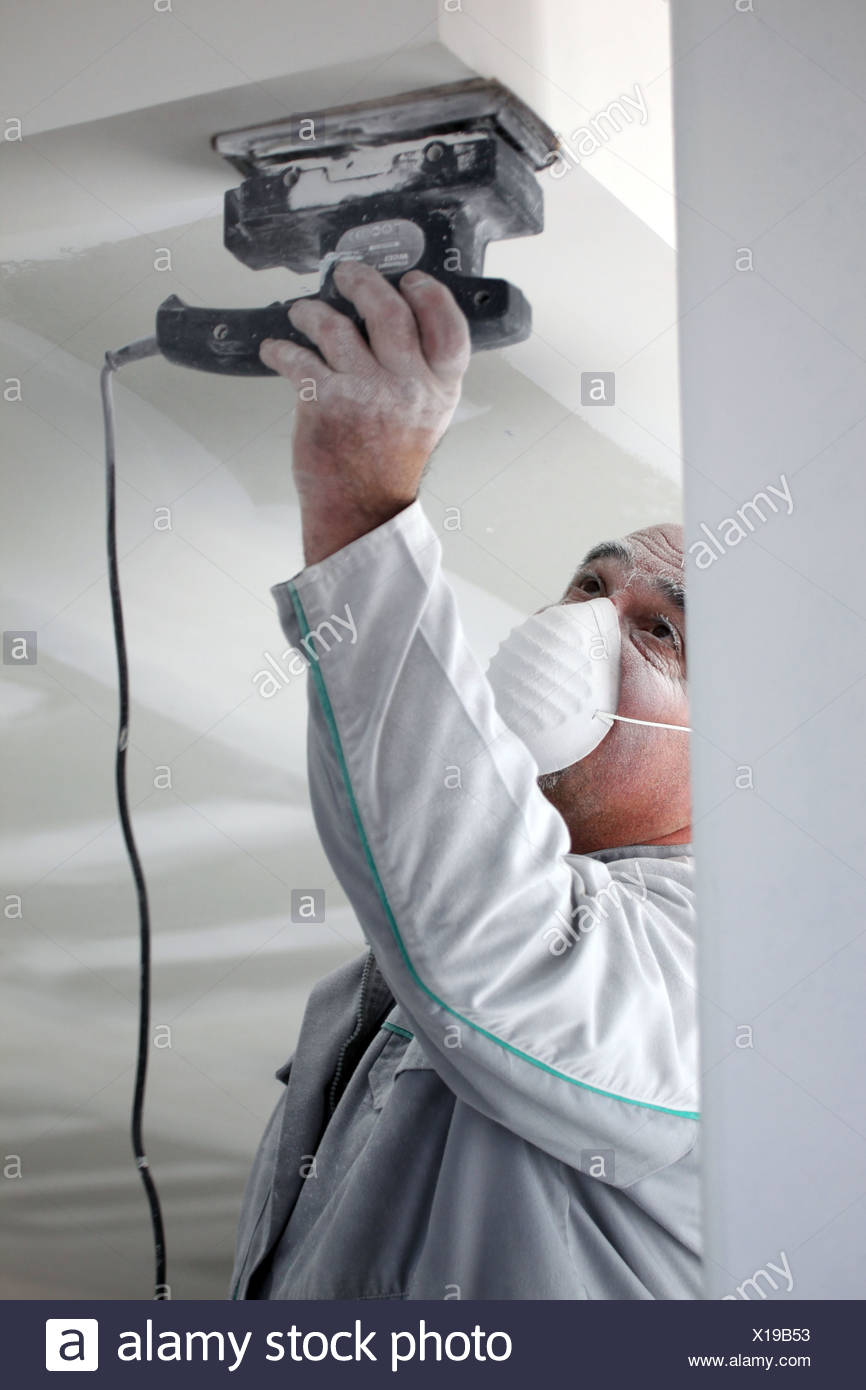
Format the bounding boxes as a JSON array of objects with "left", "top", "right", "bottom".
[{"left": 259, "top": 260, "right": 471, "bottom": 565}]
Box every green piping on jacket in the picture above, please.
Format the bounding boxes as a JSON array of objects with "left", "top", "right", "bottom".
[
  {"left": 287, "top": 582, "right": 699, "bottom": 1123},
  {"left": 382, "top": 1020, "right": 414, "bottom": 1040}
]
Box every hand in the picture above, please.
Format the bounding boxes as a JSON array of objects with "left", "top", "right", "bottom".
[{"left": 259, "top": 260, "right": 471, "bottom": 565}]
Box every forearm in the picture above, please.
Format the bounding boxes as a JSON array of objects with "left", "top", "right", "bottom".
[{"left": 297, "top": 475, "right": 416, "bottom": 567}]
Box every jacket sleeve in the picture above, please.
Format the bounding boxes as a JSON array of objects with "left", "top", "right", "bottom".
[{"left": 271, "top": 500, "right": 699, "bottom": 1186}]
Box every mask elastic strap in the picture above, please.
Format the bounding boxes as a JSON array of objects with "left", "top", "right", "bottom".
[{"left": 594, "top": 711, "right": 691, "bottom": 733}]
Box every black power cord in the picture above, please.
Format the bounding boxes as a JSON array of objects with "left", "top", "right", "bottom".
[{"left": 99, "top": 337, "right": 168, "bottom": 1300}]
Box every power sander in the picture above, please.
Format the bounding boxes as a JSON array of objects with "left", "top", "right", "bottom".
[{"left": 154, "top": 77, "right": 559, "bottom": 374}]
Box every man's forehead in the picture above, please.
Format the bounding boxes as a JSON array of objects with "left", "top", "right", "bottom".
[
  {"left": 583, "top": 524, "right": 684, "bottom": 571},
  {"left": 629, "top": 522, "right": 684, "bottom": 561}
]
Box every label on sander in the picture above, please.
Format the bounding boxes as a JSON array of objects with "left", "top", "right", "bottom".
[{"left": 329, "top": 219, "right": 425, "bottom": 279}]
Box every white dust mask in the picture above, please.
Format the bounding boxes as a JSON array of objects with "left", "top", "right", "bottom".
[
  {"left": 485, "top": 596, "right": 691, "bottom": 775},
  {"left": 485, "top": 597, "right": 622, "bottom": 774}
]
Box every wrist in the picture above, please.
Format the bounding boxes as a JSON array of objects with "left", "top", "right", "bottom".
[{"left": 299, "top": 491, "right": 417, "bottom": 566}]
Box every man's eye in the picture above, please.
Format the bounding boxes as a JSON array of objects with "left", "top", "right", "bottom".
[
  {"left": 577, "top": 574, "right": 603, "bottom": 595},
  {"left": 649, "top": 614, "right": 680, "bottom": 649}
]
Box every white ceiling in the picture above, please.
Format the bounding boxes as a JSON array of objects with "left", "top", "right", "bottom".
[{"left": 0, "top": 0, "right": 683, "bottom": 1297}]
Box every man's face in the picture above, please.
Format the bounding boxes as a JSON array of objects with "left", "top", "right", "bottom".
[{"left": 539, "top": 522, "right": 690, "bottom": 854}]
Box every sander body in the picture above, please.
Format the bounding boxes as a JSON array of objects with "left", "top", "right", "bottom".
[{"left": 155, "top": 78, "right": 559, "bottom": 376}]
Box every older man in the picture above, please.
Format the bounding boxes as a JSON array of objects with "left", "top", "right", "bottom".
[{"left": 230, "top": 262, "right": 699, "bottom": 1301}]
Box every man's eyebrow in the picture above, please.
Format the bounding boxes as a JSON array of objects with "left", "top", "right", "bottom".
[
  {"left": 650, "top": 575, "right": 686, "bottom": 612},
  {"left": 574, "top": 540, "right": 686, "bottom": 611},
  {"left": 580, "top": 540, "right": 634, "bottom": 568}
]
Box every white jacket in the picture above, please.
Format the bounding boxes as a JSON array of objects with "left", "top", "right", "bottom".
[{"left": 231, "top": 500, "right": 700, "bottom": 1300}]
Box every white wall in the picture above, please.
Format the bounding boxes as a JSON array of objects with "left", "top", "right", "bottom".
[{"left": 673, "top": 0, "right": 866, "bottom": 1299}]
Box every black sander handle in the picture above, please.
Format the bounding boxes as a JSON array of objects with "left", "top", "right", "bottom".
[{"left": 155, "top": 273, "right": 530, "bottom": 377}]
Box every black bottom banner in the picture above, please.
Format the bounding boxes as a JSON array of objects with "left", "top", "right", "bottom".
[{"left": 6, "top": 1298, "right": 853, "bottom": 1387}]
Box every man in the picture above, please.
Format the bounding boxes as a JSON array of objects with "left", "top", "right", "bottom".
[{"left": 230, "top": 260, "right": 699, "bottom": 1300}]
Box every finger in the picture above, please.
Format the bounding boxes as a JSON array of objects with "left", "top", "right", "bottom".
[
  {"left": 399, "top": 271, "right": 471, "bottom": 386},
  {"left": 259, "top": 337, "right": 333, "bottom": 391},
  {"left": 332, "top": 260, "right": 422, "bottom": 375},
  {"left": 286, "top": 296, "right": 374, "bottom": 374}
]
